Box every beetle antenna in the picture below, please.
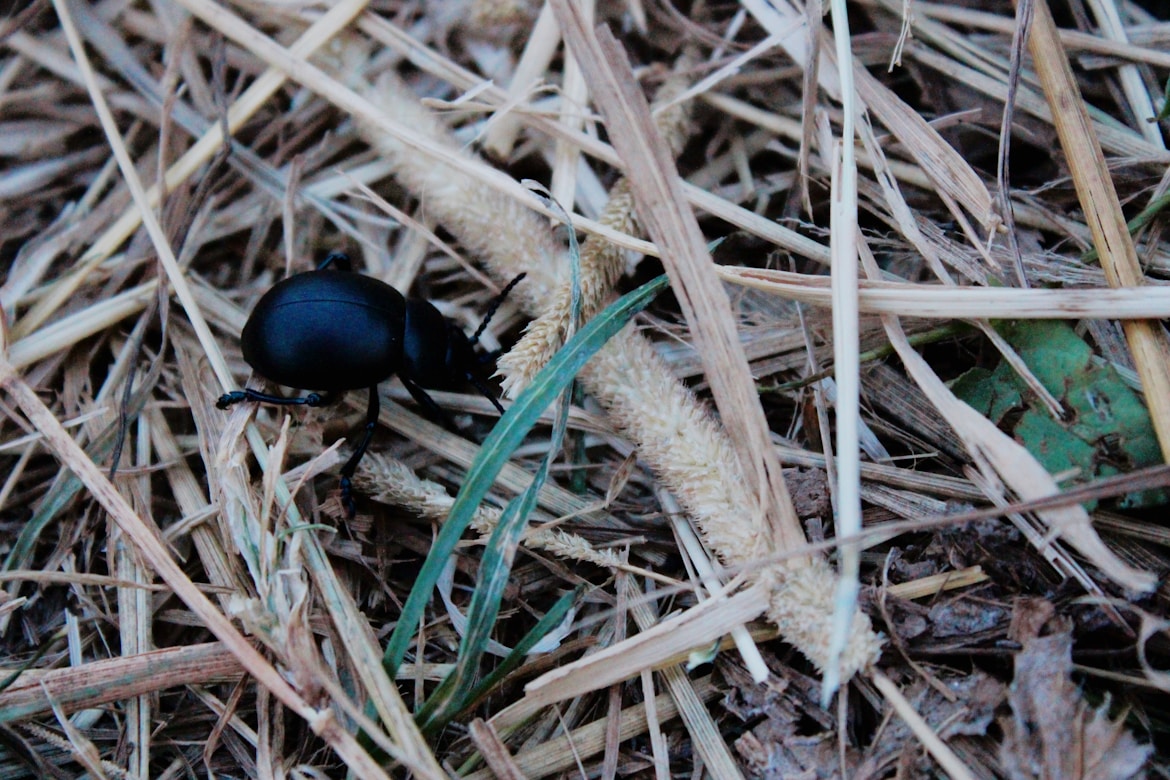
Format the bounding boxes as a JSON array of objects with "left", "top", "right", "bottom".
[{"left": 470, "top": 273, "right": 526, "bottom": 346}]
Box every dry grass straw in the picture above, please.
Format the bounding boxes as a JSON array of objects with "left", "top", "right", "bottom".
[
  {"left": 870, "top": 670, "right": 977, "bottom": 780},
  {"left": 0, "top": 641, "right": 241, "bottom": 722},
  {"left": 823, "top": 0, "right": 864, "bottom": 703},
  {"left": 463, "top": 677, "right": 722, "bottom": 780},
  {"left": 884, "top": 565, "right": 989, "bottom": 600},
  {"left": 720, "top": 265, "right": 1170, "bottom": 318},
  {"left": 0, "top": 357, "right": 399, "bottom": 777},
  {"left": 2, "top": 0, "right": 1170, "bottom": 776}
]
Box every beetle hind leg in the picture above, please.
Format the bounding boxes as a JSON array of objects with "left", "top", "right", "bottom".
[{"left": 400, "top": 376, "right": 461, "bottom": 432}]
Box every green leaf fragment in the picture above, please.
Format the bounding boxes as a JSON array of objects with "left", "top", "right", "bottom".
[
  {"left": 998, "top": 320, "right": 1092, "bottom": 392},
  {"left": 952, "top": 320, "right": 1165, "bottom": 508},
  {"left": 1013, "top": 410, "right": 1096, "bottom": 478}
]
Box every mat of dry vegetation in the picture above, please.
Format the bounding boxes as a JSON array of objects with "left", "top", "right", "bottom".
[{"left": 1, "top": 0, "right": 1170, "bottom": 777}]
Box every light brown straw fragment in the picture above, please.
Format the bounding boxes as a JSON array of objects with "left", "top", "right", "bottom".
[
  {"left": 481, "top": 2, "right": 560, "bottom": 158},
  {"left": 525, "top": 585, "right": 772, "bottom": 709},
  {"left": 718, "top": 266, "right": 1170, "bottom": 319},
  {"left": 871, "top": 671, "right": 978, "bottom": 780},
  {"left": 466, "top": 678, "right": 722, "bottom": 780},
  {"left": 0, "top": 642, "right": 242, "bottom": 722},
  {"left": 1023, "top": 0, "right": 1170, "bottom": 463}
]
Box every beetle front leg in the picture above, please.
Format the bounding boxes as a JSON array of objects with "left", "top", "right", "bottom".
[
  {"left": 216, "top": 388, "right": 336, "bottom": 409},
  {"left": 464, "top": 373, "right": 506, "bottom": 415},
  {"left": 337, "top": 385, "right": 380, "bottom": 518}
]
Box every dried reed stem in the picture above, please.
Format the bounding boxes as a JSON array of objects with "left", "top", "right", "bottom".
[{"left": 719, "top": 266, "right": 1170, "bottom": 319}]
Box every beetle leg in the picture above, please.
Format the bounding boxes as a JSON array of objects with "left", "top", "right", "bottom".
[
  {"left": 400, "top": 376, "right": 459, "bottom": 431},
  {"left": 216, "top": 390, "right": 251, "bottom": 409},
  {"left": 304, "top": 392, "right": 338, "bottom": 407},
  {"left": 337, "top": 386, "right": 380, "bottom": 518},
  {"left": 216, "top": 388, "right": 336, "bottom": 410},
  {"left": 466, "top": 373, "right": 506, "bottom": 415}
]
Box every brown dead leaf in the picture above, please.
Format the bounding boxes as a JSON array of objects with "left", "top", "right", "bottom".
[
  {"left": 857, "top": 671, "right": 1004, "bottom": 779},
  {"left": 999, "top": 606, "right": 1150, "bottom": 780},
  {"left": 722, "top": 655, "right": 849, "bottom": 778},
  {"left": 928, "top": 596, "right": 1009, "bottom": 640}
]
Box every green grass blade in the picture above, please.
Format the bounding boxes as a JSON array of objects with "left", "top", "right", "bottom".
[
  {"left": 414, "top": 203, "right": 583, "bottom": 729},
  {"left": 450, "top": 586, "right": 581, "bottom": 723},
  {"left": 382, "top": 273, "right": 669, "bottom": 675},
  {"left": 413, "top": 488, "right": 539, "bottom": 730}
]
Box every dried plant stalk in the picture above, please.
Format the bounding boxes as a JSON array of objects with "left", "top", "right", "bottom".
[
  {"left": 0, "top": 642, "right": 242, "bottom": 722},
  {"left": 0, "top": 354, "right": 404, "bottom": 779},
  {"left": 355, "top": 453, "right": 623, "bottom": 569},
  {"left": 719, "top": 266, "right": 1170, "bottom": 319},
  {"left": 466, "top": 678, "right": 721, "bottom": 780}
]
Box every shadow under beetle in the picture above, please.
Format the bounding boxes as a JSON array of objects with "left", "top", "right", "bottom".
[{"left": 218, "top": 252, "right": 524, "bottom": 515}]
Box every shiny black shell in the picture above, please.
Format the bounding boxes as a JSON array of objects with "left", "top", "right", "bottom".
[{"left": 240, "top": 270, "right": 407, "bottom": 391}]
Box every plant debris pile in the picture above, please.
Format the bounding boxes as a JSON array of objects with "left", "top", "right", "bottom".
[{"left": 0, "top": 0, "right": 1169, "bottom": 777}]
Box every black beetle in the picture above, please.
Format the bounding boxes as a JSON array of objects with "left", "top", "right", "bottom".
[{"left": 218, "top": 252, "right": 523, "bottom": 515}]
